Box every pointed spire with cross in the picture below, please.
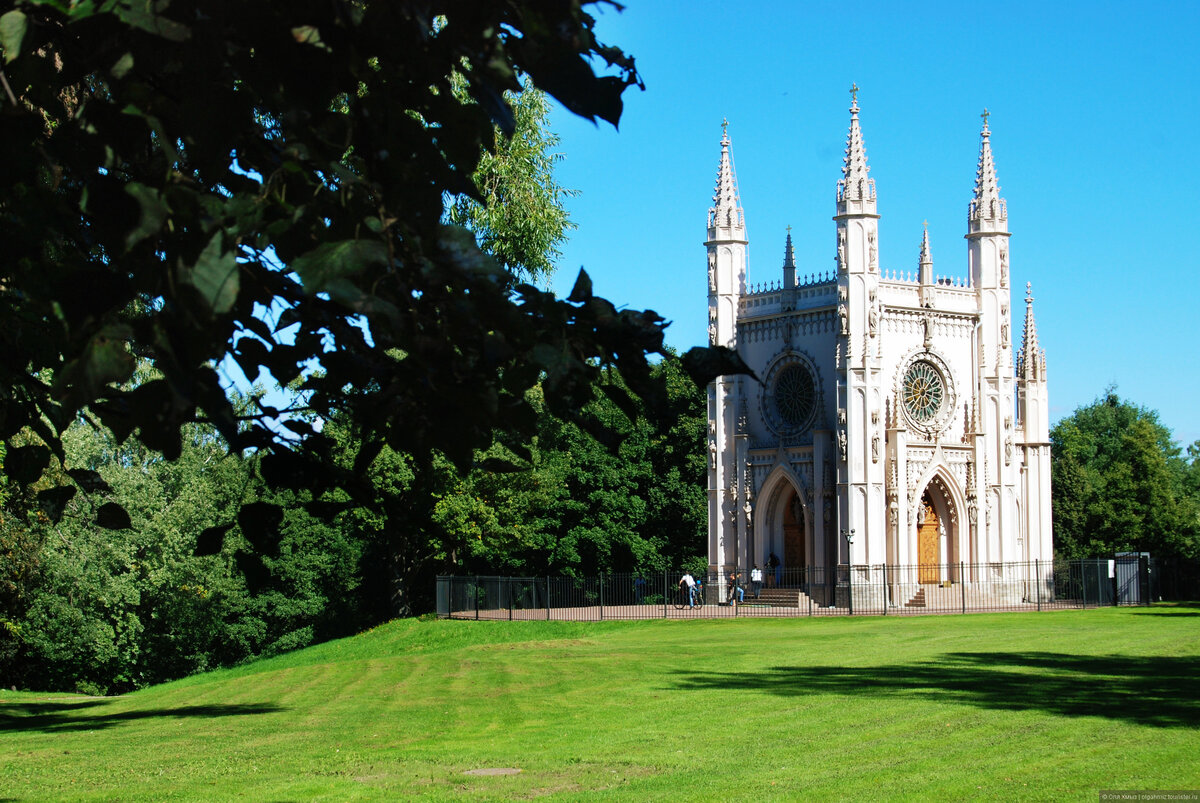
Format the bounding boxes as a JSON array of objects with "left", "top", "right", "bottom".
[{"left": 838, "top": 83, "right": 875, "bottom": 206}]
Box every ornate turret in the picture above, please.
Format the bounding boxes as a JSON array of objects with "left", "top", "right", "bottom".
[
  {"left": 708, "top": 119, "right": 744, "bottom": 235},
  {"left": 836, "top": 84, "right": 876, "bottom": 214},
  {"left": 782, "top": 226, "right": 796, "bottom": 288},
  {"left": 968, "top": 109, "right": 1007, "bottom": 230},
  {"left": 1018, "top": 282, "right": 1046, "bottom": 381},
  {"left": 918, "top": 222, "right": 933, "bottom": 285}
]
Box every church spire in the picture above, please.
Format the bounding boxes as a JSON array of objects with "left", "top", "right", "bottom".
[
  {"left": 969, "top": 109, "right": 1006, "bottom": 224},
  {"left": 708, "top": 119, "right": 744, "bottom": 233},
  {"left": 918, "top": 222, "right": 933, "bottom": 285},
  {"left": 1018, "top": 282, "right": 1045, "bottom": 380},
  {"left": 837, "top": 84, "right": 875, "bottom": 206},
  {"left": 782, "top": 226, "right": 796, "bottom": 288}
]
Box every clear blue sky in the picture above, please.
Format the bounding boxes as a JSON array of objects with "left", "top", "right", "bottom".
[{"left": 544, "top": 0, "right": 1200, "bottom": 448}]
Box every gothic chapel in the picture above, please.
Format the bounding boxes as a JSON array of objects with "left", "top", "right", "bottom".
[{"left": 706, "top": 91, "right": 1052, "bottom": 606}]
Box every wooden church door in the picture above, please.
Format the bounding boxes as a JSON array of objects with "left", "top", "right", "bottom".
[{"left": 918, "top": 493, "right": 939, "bottom": 583}]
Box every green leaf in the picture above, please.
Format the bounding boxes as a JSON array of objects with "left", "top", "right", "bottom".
[
  {"left": 567, "top": 270, "right": 593, "bottom": 303},
  {"left": 186, "top": 231, "right": 239, "bottom": 314},
  {"left": 238, "top": 501, "right": 283, "bottom": 556},
  {"left": 123, "top": 182, "right": 168, "bottom": 249},
  {"left": 96, "top": 502, "right": 132, "bottom": 530},
  {"left": 110, "top": 51, "right": 134, "bottom": 79},
  {"left": 194, "top": 523, "right": 233, "bottom": 557},
  {"left": 681, "top": 345, "right": 759, "bottom": 387},
  {"left": 37, "top": 486, "right": 78, "bottom": 523},
  {"left": 52, "top": 325, "right": 136, "bottom": 407},
  {"left": 0, "top": 10, "right": 27, "bottom": 63},
  {"left": 4, "top": 444, "right": 51, "bottom": 486},
  {"left": 291, "top": 239, "right": 389, "bottom": 294},
  {"left": 67, "top": 468, "right": 113, "bottom": 495}
]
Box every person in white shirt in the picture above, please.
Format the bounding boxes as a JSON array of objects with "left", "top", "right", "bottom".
[
  {"left": 679, "top": 571, "right": 697, "bottom": 608},
  {"left": 750, "top": 565, "right": 763, "bottom": 599}
]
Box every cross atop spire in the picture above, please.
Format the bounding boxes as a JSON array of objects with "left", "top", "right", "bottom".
[
  {"left": 783, "top": 227, "right": 796, "bottom": 268},
  {"left": 970, "top": 108, "right": 1006, "bottom": 224},
  {"left": 708, "top": 119, "right": 744, "bottom": 233},
  {"left": 837, "top": 85, "right": 875, "bottom": 207},
  {"left": 1018, "top": 281, "right": 1045, "bottom": 380}
]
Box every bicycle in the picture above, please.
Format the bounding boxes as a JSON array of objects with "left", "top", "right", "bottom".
[{"left": 673, "top": 582, "right": 706, "bottom": 610}]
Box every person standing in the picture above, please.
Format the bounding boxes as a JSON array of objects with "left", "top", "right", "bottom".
[
  {"left": 750, "top": 564, "right": 763, "bottom": 599},
  {"left": 728, "top": 569, "right": 744, "bottom": 605},
  {"left": 768, "top": 552, "right": 781, "bottom": 588}
]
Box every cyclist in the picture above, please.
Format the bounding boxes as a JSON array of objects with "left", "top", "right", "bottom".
[{"left": 679, "top": 570, "right": 697, "bottom": 608}]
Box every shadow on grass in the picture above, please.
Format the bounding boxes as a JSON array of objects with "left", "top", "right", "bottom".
[
  {"left": 673, "top": 652, "right": 1200, "bottom": 728},
  {"left": 0, "top": 701, "right": 285, "bottom": 734}
]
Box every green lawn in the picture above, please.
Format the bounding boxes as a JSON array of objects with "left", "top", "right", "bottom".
[{"left": 2, "top": 606, "right": 1198, "bottom": 801}]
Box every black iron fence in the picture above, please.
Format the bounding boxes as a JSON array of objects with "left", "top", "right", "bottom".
[{"left": 437, "top": 556, "right": 1167, "bottom": 621}]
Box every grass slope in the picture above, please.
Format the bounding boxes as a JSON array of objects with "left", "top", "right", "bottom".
[{"left": 2, "top": 607, "right": 1198, "bottom": 801}]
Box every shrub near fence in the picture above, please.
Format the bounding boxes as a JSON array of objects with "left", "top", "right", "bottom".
[{"left": 437, "top": 557, "right": 1169, "bottom": 621}]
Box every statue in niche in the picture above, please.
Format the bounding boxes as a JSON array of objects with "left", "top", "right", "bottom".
[
  {"left": 999, "top": 247, "right": 1009, "bottom": 287},
  {"left": 888, "top": 500, "right": 898, "bottom": 528},
  {"left": 838, "top": 429, "right": 847, "bottom": 461},
  {"left": 871, "top": 434, "right": 880, "bottom": 463},
  {"left": 868, "top": 302, "right": 879, "bottom": 338},
  {"left": 837, "top": 229, "right": 846, "bottom": 270},
  {"left": 1001, "top": 322, "right": 1009, "bottom": 347},
  {"left": 708, "top": 252, "right": 717, "bottom": 292},
  {"left": 708, "top": 321, "right": 717, "bottom": 346},
  {"left": 743, "top": 499, "right": 753, "bottom": 528},
  {"left": 923, "top": 315, "right": 934, "bottom": 348},
  {"left": 709, "top": 439, "right": 717, "bottom": 469},
  {"left": 838, "top": 407, "right": 846, "bottom": 425},
  {"left": 868, "top": 230, "right": 877, "bottom": 271},
  {"left": 1004, "top": 437, "right": 1013, "bottom": 464},
  {"left": 839, "top": 303, "right": 848, "bottom": 335}
]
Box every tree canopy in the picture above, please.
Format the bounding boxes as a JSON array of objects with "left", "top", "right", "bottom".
[
  {"left": 0, "top": 0, "right": 745, "bottom": 541},
  {"left": 1051, "top": 390, "right": 1199, "bottom": 561}
]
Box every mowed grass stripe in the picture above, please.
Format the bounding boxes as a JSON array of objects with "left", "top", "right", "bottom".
[{"left": 1, "top": 606, "right": 1197, "bottom": 801}]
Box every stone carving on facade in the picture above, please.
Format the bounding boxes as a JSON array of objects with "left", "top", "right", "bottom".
[
  {"left": 871, "top": 433, "right": 880, "bottom": 463},
  {"left": 868, "top": 289, "right": 879, "bottom": 337},
  {"left": 1001, "top": 322, "right": 1009, "bottom": 347},
  {"left": 1004, "top": 437, "right": 1013, "bottom": 465},
  {"left": 743, "top": 499, "right": 753, "bottom": 528},
  {"left": 837, "top": 228, "right": 846, "bottom": 271},
  {"left": 868, "top": 230, "right": 877, "bottom": 271},
  {"left": 999, "top": 246, "right": 1008, "bottom": 287},
  {"left": 837, "top": 429, "right": 847, "bottom": 461},
  {"left": 923, "top": 314, "right": 934, "bottom": 348},
  {"left": 708, "top": 251, "right": 717, "bottom": 292},
  {"left": 709, "top": 438, "right": 717, "bottom": 469},
  {"left": 837, "top": 407, "right": 846, "bottom": 425},
  {"left": 838, "top": 303, "right": 848, "bottom": 335}
]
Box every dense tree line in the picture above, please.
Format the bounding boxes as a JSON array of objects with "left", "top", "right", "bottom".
[
  {"left": 0, "top": 355, "right": 706, "bottom": 694},
  {"left": 1051, "top": 390, "right": 1200, "bottom": 563}
]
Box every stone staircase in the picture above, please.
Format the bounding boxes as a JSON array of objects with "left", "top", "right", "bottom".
[
  {"left": 903, "top": 584, "right": 963, "bottom": 610},
  {"left": 737, "top": 587, "right": 815, "bottom": 609}
]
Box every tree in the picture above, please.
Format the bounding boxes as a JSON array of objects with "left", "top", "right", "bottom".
[
  {"left": 1051, "top": 390, "right": 1199, "bottom": 561},
  {"left": 0, "top": 1, "right": 749, "bottom": 550}
]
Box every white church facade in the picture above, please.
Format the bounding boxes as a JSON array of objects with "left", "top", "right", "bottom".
[{"left": 706, "top": 92, "right": 1052, "bottom": 607}]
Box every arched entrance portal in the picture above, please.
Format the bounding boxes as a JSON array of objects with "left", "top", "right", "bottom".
[
  {"left": 917, "top": 492, "right": 939, "bottom": 583},
  {"left": 782, "top": 488, "right": 805, "bottom": 583}
]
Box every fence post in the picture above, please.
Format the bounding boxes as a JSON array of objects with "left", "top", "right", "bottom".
[
  {"left": 961, "top": 562, "right": 966, "bottom": 614},
  {"left": 546, "top": 576, "right": 551, "bottom": 620},
  {"left": 848, "top": 566, "right": 854, "bottom": 617},
  {"left": 1081, "top": 561, "right": 1088, "bottom": 608},
  {"left": 508, "top": 578, "right": 513, "bottom": 621},
  {"left": 882, "top": 564, "right": 888, "bottom": 616},
  {"left": 1036, "top": 559, "right": 1042, "bottom": 611},
  {"left": 599, "top": 573, "right": 604, "bottom": 621},
  {"left": 663, "top": 570, "right": 668, "bottom": 619},
  {"left": 474, "top": 575, "right": 480, "bottom": 620}
]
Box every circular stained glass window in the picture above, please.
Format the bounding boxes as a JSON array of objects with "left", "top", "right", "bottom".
[
  {"left": 903, "top": 361, "right": 945, "bottom": 423},
  {"left": 774, "top": 364, "right": 816, "bottom": 430}
]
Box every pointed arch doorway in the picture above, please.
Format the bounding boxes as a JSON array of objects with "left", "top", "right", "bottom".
[
  {"left": 917, "top": 492, "right": 940, "bottom": 583},
  {"left": 782, "top": 488, "right": 805, "bottom": 585}
]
